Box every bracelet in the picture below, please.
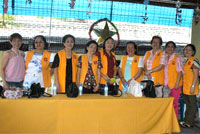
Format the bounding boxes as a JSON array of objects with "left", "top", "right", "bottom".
[{"left": 191, "top": 85, "right": 195, "bottom": 88}]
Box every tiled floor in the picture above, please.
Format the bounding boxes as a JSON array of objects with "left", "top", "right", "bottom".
[{"left": 180, "top": 120, "right": 200, "bottom": 134}]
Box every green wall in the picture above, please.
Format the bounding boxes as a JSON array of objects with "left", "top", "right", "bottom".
[{"left": 191, "top": 20, "right": 200, "bottom": 61}]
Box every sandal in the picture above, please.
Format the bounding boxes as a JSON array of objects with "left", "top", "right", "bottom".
[{"left": 179, "top": 121, "right": 193, "bottom": 128}]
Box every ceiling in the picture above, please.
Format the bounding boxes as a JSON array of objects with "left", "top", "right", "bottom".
[{"left": 105, "top": 0, "right": 199, "bottom": 9}]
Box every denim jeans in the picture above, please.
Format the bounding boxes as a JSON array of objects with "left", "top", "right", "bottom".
[{"left": 6, "top": 81, "right": 23, "bottom": 88}]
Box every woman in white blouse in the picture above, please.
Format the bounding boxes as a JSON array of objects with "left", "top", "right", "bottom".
[{"left": 24, "top": 35, "right": 55, "bottom": 88}]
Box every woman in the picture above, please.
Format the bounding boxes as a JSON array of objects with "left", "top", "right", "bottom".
[
  {"left": 76, "top": 40, "right": 101, "bottom": 93},
  {"left": 1, "top": 33, "right": 25, "bottom": 89},
  {"left": 118, "top": 41, "right": 143, "bottom": 89},
  {"left": 180, "top": 44, "right": 200, "bottom": 128},
  {"left": 143, "top": 35, "right": 165, "bottom": 85},
  {"left": 99, "top": 37, "right": 117, "bottom": 89},
  {"left": 24, "top": 35, "right": 54, "bottom": 88},
  {"left": 164, "top": 41, "right": 184, "bottom": 118},
  {"left": 52, "top": 34, "right": 78, "bottom": 93}
]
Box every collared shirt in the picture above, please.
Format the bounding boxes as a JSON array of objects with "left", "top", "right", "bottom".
[
  {"left": 164, "top": 53, "right": 184, "bottom": 86},
  {"left": 143, "top": 49, "right": 165, "bottom": 70}
]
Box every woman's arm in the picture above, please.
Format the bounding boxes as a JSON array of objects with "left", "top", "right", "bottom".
[
  {"left": 145, "top": 64, "right": 164, "bottom": 76},
  {"left": 190, "top": 67, "right": 199, "bottom": 94},
  {"left": 175, "top": 71, "right": 182, "bottom": 90},
  {"left": 118, "top": 68, "right": 126, "bottom": 85},
  {"left": 53, "top": 67, "right": 61, "bottom": 93},
  {"left": 1, "top": 51, "right": 10, "bottom": 89},
  {"left": 76, "top": 67, "right": 81, "bottom": 87}
]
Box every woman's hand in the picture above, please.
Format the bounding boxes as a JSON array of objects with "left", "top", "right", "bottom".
[
  {"left": 3, "top": 82, "right": 9, "bottom": 90},
  {"left": 190, "top": 86, "right": 195, "bottom": 94},
  {"left": 145, "top": 70, "right": 152, "bottom": 76},
  {"left": 174, "top": 83, "right": 179, "bottom": 90},
  {"left": 121, "top": 78, "right": 126, "bottom": 85},
  {"left": 93, "top": 84, "right": 99, "bottom": 92},
  {"left": 56, "top": 83, "right": 61, "bottom": 93},
  {"left": 127, "top": 79, "right": 132, "bottom": 86}
]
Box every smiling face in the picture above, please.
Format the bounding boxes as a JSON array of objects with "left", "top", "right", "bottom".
[
  {"left": 10, "top": 37, "right": 22, "bottom": 50},
  {"left": 105, "top": 38, "right": 114, "bottom": 52},
  {"left": 64, "top": 37, "right": 74, "bottom": 50},
  {"left": 87, "top": 43, "right": 97, "bottom": 55},
  {"left": 151, "top": 38, "right": 161, "bottom": 51},
  {"left": 184, "top": 46, "right": 194, "bottom": 58},
  {"left": 166, "top": 43, "right": 175, "bottom": 55},
  {"left": 34, "top": 37, "right": 45, "bottom": 51},
  {"left": 126, "top": 43, "right": 136, "bottom": 56}
]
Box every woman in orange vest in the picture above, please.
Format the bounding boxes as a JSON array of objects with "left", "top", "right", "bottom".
[
  {"left": 164, "top": 41, "right": 184, "bottom": 118},
  {"left": 143, "top": 35, "right": 165, "bottom": 85},
  {"left": 118, "top": 41, "right": 143, "bottom": 89},
  {"left": 76, "top": 40, "right": 102, "bottom": 93},
  {"left": 24, "top": 35, "right": 55, "bottom": 88},
  {"left": 180, "top": 44, "right": 200, "bottom": 128},
  {"left": 99, "top": 37, "right": 117, "bottom": 90},
  {"left": 52, "top": 34, "right": 78, "bottom": 93}
]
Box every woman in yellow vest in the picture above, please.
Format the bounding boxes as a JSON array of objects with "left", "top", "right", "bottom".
[
  {"left": 24, "top": 35, "right": 55, "bottom": 88},
  {"left": 143, "top": 35, "right": 165, "bottom": 85},
  {"left": 180, "top": 44, "right": 200, "bottom": 128},
  {"left": 76, "top": 40, "right": 102, "bottom": 93},
  {"left": 164, "top": 41, "right": 184, "bottom": 118},
  {"left": 99, "top": 37, "right": 117, "bottom": 90},
  {"left": 52, "top": 34, "right": 78, "bottom": 93},
  {"left": 118, "top": 41, "right": 143, "bottom": 90}
]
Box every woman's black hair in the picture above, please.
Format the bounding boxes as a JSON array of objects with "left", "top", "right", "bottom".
[
  {"left": 183, "top": 44, "right": 196, "bottom": 56},
  {"left": 165, "top": 41, "right": 176, "bottom": 48},
  {"left": 62, "top": 34, "right": 75, "bottom": 44},
  {"left": 102, "top": 37, "right": 114, "bottom": 49},
  {"left": 9, "top": 33, "right": 23, "bottom": 41},
  {"left": 150, "top": 35, "right": 163, "bottom": 46},
  {"left": 32, "top": 35, "right": 48, "bottom": 49},
  {"left": 85, "top": 40, "right": 98, "bottom": 53},
  {"left": 126, "top": 41, "right": 137, "bottom": 55}
]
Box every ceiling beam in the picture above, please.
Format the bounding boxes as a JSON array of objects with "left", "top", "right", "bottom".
[{"left": 104, "top": 0, "right": 198, "bottom": 9}]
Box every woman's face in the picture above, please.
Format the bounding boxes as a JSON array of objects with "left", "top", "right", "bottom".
[
  {"left": 151, "top": 38, "right": 161, "bottom": 51},
  {"left": 126, "top": 43, "right": 135, "bottom": 56},
  {"left": 64, "top": 37, "right": 74, "bottom": 50},
  {"left": 105, "top": 39, "right": 114, "bottom": 52},
  {"left": 184, "top": 46, "right": 194, "bottom": 57},
  {"left": 166, "top": 43, "right": 175, "bottom": 55},
  {"left": 34, "top": 37, "right": 45, "bottom": 50},
  {"left": 87, "top": 43, "right": 97, "bottom": 55},
  {"left": 10, "top": 38, "right": 22, "bottom": 49}
]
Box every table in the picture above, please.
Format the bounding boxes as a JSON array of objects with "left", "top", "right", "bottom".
[{"left": 0, "top": 94, "right": 180, "bottom": 134}]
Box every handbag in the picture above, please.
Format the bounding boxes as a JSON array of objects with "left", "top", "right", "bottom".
[
  {"left": 154, "top": 85, "right": 171, "bottom": 98},
  {"left": 0, "top": 85, "right": 4, "bottom": 98},
  {"left": 100, "top": 83, "right": 122, "bottom": 97},
  {"left": 28, "top": 83, "right": 52, "bottom": 98},
  {"left": 66, "top": 83, "right": 78, "bottom": 98},
  {"left": 127, "top": 79, "right": 142, "bottom": 97},
  {"left": 141, "top": 80, "right": 156, "bottom": 98}
]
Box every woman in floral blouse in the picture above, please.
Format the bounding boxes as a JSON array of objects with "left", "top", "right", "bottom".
[{"left": 76, "top": 40, "right": 102, "bottom": 93}]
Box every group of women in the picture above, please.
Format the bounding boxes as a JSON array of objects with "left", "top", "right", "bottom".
[{"left": 1, "top": 33, "right": 200, "bottom": 128}]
